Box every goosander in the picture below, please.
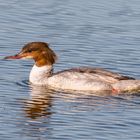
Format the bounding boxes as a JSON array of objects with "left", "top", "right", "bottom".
[{"left": 4, "top": 42, "right": 140, "bottom": 94}]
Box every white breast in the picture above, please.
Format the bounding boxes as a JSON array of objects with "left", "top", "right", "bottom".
[{"left": 29, "top": 65, "right": 52, "bottom": 85}]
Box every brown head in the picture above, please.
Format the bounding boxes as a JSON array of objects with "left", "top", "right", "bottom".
[{"left": 4, "top": 42, "right": 57, "bottom": 67}]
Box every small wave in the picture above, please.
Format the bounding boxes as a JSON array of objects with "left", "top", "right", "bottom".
[{"left": 15, "top": 80, "right": 29, "bottom": 88}]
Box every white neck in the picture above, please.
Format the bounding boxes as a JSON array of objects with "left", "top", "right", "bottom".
[{"left": 29, "top": 64, "right": 53, "bottom": 85}]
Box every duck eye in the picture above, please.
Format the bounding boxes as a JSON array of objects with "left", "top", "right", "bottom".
[{"left": 28, "top": 50, "right": 32, "bottom": 53}]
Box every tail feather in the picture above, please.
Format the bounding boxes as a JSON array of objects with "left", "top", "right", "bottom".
[{"left": 112, "top": 80, "right": 140, "bottom": 93}]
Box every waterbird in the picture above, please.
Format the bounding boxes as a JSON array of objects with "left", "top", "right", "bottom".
[{"left": 4, "top": 42, "right": 140, "bottom": 94}]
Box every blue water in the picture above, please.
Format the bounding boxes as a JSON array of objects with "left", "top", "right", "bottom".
[{"left": 1, "top": 0, "right": 140, "bottom": 139}]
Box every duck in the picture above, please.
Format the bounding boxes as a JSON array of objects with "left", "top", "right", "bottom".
[{"left": 4, "top": 42, "right": 140, "bottom": 94}]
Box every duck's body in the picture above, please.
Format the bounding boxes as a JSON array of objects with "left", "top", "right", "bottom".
[
  {"left": 29, "top": 64, "right": 135, "bottom": 92},
  {"left": 5, "top": 42, "right": 140, "bottom": 94},
  {"left": 29, "top": 65, "right": 113, "bottom": 91}
]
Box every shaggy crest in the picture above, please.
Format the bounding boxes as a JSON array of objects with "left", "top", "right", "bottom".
[{"left": 21, "top": 42, "right": 57, "bottom": 66}]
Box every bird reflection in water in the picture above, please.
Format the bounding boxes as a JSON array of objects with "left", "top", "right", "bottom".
[
  {"left": 23, "top": 83, "right": 124, "bottom": 120},
  {"left": 23, "top": 85, "right": 54, "bottom": 119}
]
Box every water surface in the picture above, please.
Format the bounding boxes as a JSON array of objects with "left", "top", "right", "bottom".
[{"left": 1, "top": 0, "right": 140, "bottom": 140}]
